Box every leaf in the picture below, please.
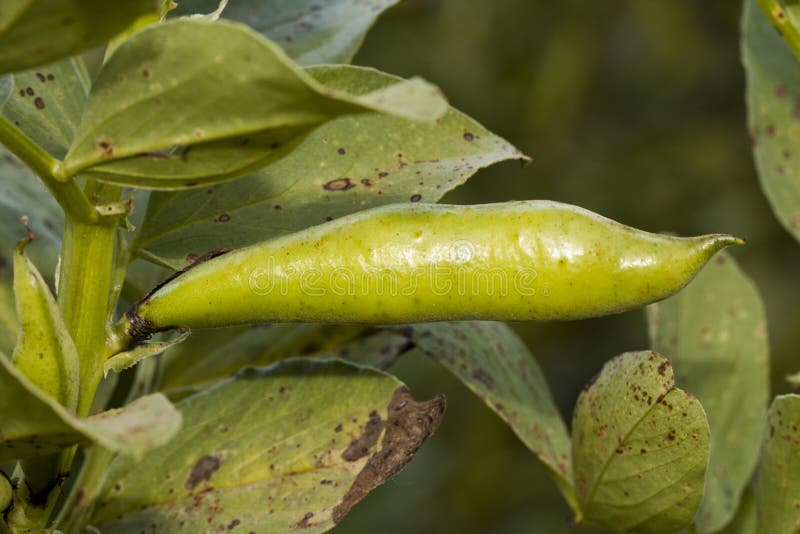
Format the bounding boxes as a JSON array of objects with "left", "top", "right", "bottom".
[
  {"left": 395, "top": 321, "right": 575, "bottom": 507},
  {"left": 0, "top": 352, "right": 180, "bottom": 462},
  {"left": 133, "top": 65, "right": 525, "bottom": 269},
  {"left": 90, "top": 359, "right": 445, "bottom": 533},
  {"left": 743, "top": 0, "right": 800, "bottom": 243},
  {"left": 62, "top": 19, "right": 446, "bottom": 187},
  {"left": 0, "top": 149, "right": 63, "bottom": 354},
  {"left": 173, "top": 0, "right": 399, "bottom": 66},
  {"left": 647, "top": 251, "right": 769, "bottom": 532},
  {"left": 156, "top": 324, "right": 411, "bottom": 397},
  {"left": 104, "top": 330, "right": 190, "bottom": 376},
  {"left": 0, "top": 0, "right": 161, "bottom": 75},
  {"left": 572, "top": 351, "right": 710, "bottom": 533},
  {"left": 1, "top": 56, "right": 90, "bottom": 158},
  {"left": 755, "top": 394, "right": 800, "bottom": 533},
  {"left": 12, "top": 237, "right": 79, "bottom": 410}
]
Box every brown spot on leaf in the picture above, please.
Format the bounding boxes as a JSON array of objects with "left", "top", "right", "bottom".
[
  {"left": 472, "top": 368, "right": 494, "bottom": 389},
  {"left": 295, "top": 512, "right": 314, "bottom": 529},
  {"left": 323, "top": 178, "right": 355, "bottom": 191},
  {"left": 463, "top": 132, "right": 475, "bottom": 141},
  {"left": 34, "top": 97, "right": 44, "bottom": 109},
  {"left": 25, "top": 87, "right": 34, "bottom": 96},
  {"left": 185, "top": 455, "right": 221, "bottom": 490},
  {"left": 214, "top": 213, "right": 231, "bottom": 223},
  {"left": 341, "top": 411, "right": 383, "bottom": 461},
  {"left": 332, "top": 387, "right": 446, "bottom": 523},
  {"left": 410, "top": 194, "right": 422, "bottom": 202},
  {"left": 35, "top": 72, "right": 45, "bottom": 82},
  {"left": 337, "top": 147, "right": 346, "bottom": 155},
  {"left": 98, "top": 139, "right": 114, "bottom": 156}
]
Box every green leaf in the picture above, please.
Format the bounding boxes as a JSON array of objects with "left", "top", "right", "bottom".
[
  {"left": 0, "top": 0, "right": 161, "bottom": 75},
  {"left": 90, "top": 359, "right": 445, "bottom": 532},
  {"left": 572, "top": 351, "right": 710, "bottom": 532},
  {"left": 647, "top": 251, "right": 768, "bottom": 532},
  {"left": 173, "top": 0, "right": 399, "bottom": 66},
  {"left": 1, "top": 57, "right": 90, "bottom": 158},
  {"left": 0, "top": 352, "right": 180, "bottom": 462},
  {"left": 743, "top": 0, "right": 800, "bottom": 242},
  {"left": 156, "top": 324, "right": 410, "bottom": 397},
  {"left": 755, "top": 394, "right": 800, "bottom": 532},
  {"left": 104, "top": 330, "right": 190, "bottom": 376},
  {"left": 133, "top": 65, "right": 525, "bottom": 269},
  {"left": 12, "top": 237, "right": 79, "bottom": 410},
  {"left": 62, "top": 19, "right": 446, "bottom": 188},
  {"left": 0, "top": 149, "right": 63, "bottom": 354},
  {"left": 396, "top": 321, "right": 575, "bottom": 507}
]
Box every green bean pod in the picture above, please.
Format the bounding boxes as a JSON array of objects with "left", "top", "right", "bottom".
[
  {"left": 123, "top": 201, "right": 741, "bottom": 341},
  {"left": 12, "top": 237, "right": 79, "bottom": 411}
]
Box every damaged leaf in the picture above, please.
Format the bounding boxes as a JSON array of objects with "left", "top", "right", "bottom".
[
  {"left": 1, "top": 56, "right": 90, "bottom": 158},
  {"left": 173, "top": 0, "right": 399, "bottom": 66},
  {"left": 743, "top": 0, "right": 800, "bottom": 243},
  {"left": 396, "top": 321, "right": 575, "bottom": 509},
  {"left": 647, "top": 251, "right": 769, "bottom": 532},
  {"left": 90, "top": 359, "right": 444, "bottom": 533},
  {"left": 63, "top": 20, "right": 446, "bottom": 188},
  {"left": 133, "top": 65, "right": 525, "bottom": 269},
  {"left": 572, "top": 351, "right": 710, "bottom": 532},
  {"left": 755, "top": 394, "right": 800, "bottom": 532}
]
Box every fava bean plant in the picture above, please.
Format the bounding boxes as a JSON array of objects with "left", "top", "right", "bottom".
[{"left": 0, "top": 1, "right": 795, "bottom": 533}]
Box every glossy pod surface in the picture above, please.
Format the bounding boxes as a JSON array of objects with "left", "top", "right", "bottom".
[{"left": 128, "top": 201, "right": 741, "bottom": 336}]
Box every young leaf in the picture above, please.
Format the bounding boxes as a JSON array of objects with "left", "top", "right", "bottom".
[
  {"left": 90, "top": 359, "right": 445, "bottom": 533},
  {"left": 156, "top": 324, "right": 410, "bottom": 397},
  {"left": 62, "top": 19, "right": 446, "bottom": 187},
  {"left": 755, "top": 394, "right": 800, "bottom": 532},
  {"left": 173, "top": 0, "right": 399, "bottom": 66},
  {"left": 0, "top": 150, "right": 63, "bottom": 355},
  {"left": 12, "top": 236, "right": 79, "bottom": 410},
  {"left": 742, "top": 0, "right": 800, "bottom": 243},
  {"left": 572, "top": 351, "right": 710, "bottom": 532},
  {"left": 0, "top": 0, "right": 161, "bottom": 75},
  {"left": 0, "top": 351, "right": 180, "bottom": 461},
  {"left": 104, "top": 330, "right": 190, "bottom": 376},
  {"left": 133, "top": 65, "right": 525, "bottom": 269},
  {"left": 647, "top": 251, "right": 768, "bottom": 532},
  {"left": 1, "top": 56, "right": 90, "bottom": 158},
  {"left": 396, "top": 321, "right": 576, "bottom": 509}
]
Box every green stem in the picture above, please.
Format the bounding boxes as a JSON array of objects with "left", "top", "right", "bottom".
[
  {"left": 53, "top": 448, "right": 115, "bottom": 532},
  {"left": 0, "top": 116, "right": 96, "bottom": 223},
  {"left": 58, "top": 217, "right": 119, "bottom": 416},
  {"left": 757, "top": 0, "right": 800, "bottom": 62}
]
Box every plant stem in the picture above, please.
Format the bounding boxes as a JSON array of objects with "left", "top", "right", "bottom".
[
  {"left": 58, "top": 217, "right": 119, "bottom": 416},
  {"left": 0, "top": 116, "right": 96, "bottom": 223},
  {"left": 53, "top": 448, "right": 115, "bottom": 532},
  {"left": 757, "top": 0, "right": 800, "bottom": 62}
]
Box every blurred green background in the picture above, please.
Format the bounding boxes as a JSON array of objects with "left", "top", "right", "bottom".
[{"left": 334, "top": 1, "right": 800, "bottom": 532}]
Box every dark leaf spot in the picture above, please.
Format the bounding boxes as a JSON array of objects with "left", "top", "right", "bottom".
[
  {"left": 323, "top": 178, "right": 355, "bottom": 191},
  {"left": 332, "top": 387, "right": 446, "bottom": 524},
  {"left": 35, "top": 72, "right": 45, "bottom": 82},
  {"left": 463, "top": 132, "right": 475, "bottom": 141},
  {"left": 185, "top": 455, "right": 221, "bottom": 490},
  {"left": 214, "top": 213, "right": 231, "bottom": 223},
  {"left": 25, "top": 87, "right": 34, "bottom": 96},
  {"left": 472, "top": 368, "right": 494, "bottom": 389},
  {"left": 295, "top": 512, "right": 314, "bottom": 529},
  {"left": 410, "top": 194, "right": 422, "bottom": 202},
  {"left": 337, "top": 147, "right": 346, "bottom": 155},
  {"left": 34, "top": 97, "right": 45, "bottom": 109}
]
